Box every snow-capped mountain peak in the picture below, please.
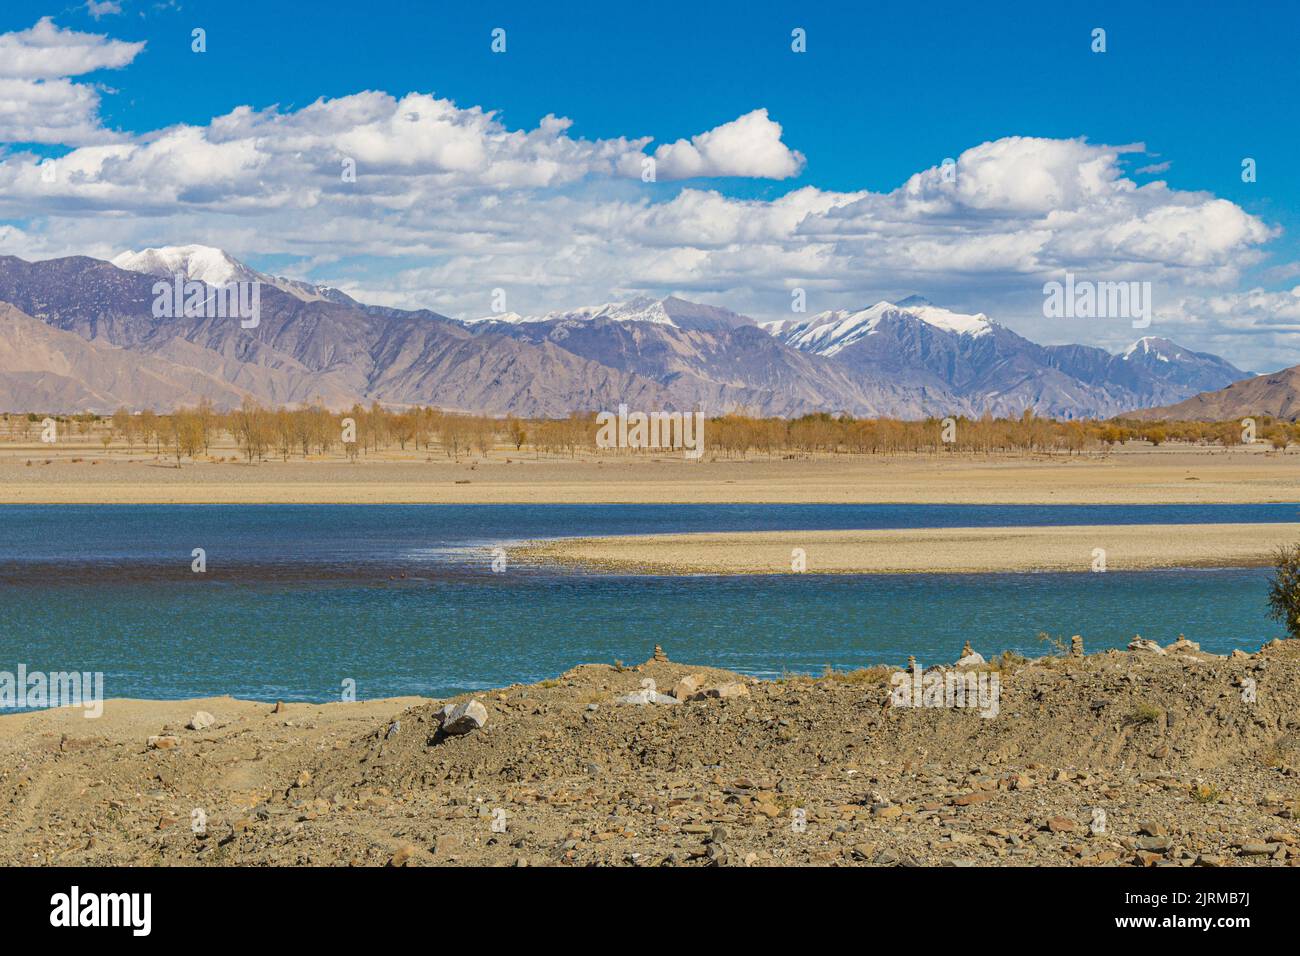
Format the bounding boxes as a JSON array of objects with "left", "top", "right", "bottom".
[
  {"left": 112, "top": 244, "right": 356, "bottom": 306},
  {"left": 759, "top": 299, "right": 992, "bottom": 357},
  {"left": 464, "top": 295, "right": 752, "bottom": 331},
  {"left": 1122, "top": 336, "right": 1182, "bottom": 362},
  {"left": 598, "top": 295, "right": 676, "bottom": 325},
  {"left": 1118, "top": 335, "right": 1249, "bottom": 389},
  {"left": 112, "top": 244, "right": 254, "bottom": 287},
  {"left": 904, "top": 303, "right": 992, "bottom": 337},
  {"left": 463, "top": 304, "right": 611, "bottom": 326},
  {"left": 466, "top": 296, "right": 675, "bottom": 327},
  {"left": 0, "top": 251, "right": 1254, "bottom": 420}
]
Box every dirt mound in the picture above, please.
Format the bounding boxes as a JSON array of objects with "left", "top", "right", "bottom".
[
  {"left": 313, "top": 644, "right": 1299, "bottom": 799},
  {"left": 2, "top": 643, "right": 1298, "bottom": 867}
]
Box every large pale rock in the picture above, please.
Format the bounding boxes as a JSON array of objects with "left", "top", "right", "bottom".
[
  {"left": 434, "top": 833, "right": 463, "bottom": 856},
  {"left": 1128, "top": 637, "right": 1165, "bottom": 655},
  {"left": 689, "top": 682, "right": 749, "bottom": 701},
  {"left": 954, "top": 652, "right": 986, "bottom": 669},
  {"left": 388, "top": 843, "right": 418, "bottom": 867},
  {"left": 439, "top": 699, "right": 488, "bottom": 735},
  {"left": 617, "top": 679, "right": 680, "bottom": 705},
  {"left": 188, "top": 711, "right": 215, "bottom": 731},
  {"left": 1089, "top": 808, "right": 1107, "bottom": 836},
  {"left": 671, "top": 674, "right": 702, "bottom": 701}
]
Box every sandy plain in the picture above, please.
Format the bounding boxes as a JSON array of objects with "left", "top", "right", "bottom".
[
  {"left": 0, "top": 443, "right": 1297, "bottom": 505},
  {"left": 515, "top": 522, "right": 1300, "bottom": 575}
]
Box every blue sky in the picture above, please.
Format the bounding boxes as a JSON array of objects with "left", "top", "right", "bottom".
[{"left": 1, "top": 0, "right": 1298, "bottom": 368}]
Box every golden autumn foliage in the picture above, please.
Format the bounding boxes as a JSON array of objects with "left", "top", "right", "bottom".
[{"left": 2, "top": 405, "right": 1296, "bottom": 461}]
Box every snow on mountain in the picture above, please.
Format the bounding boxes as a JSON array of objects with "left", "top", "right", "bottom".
[
  {"left": 465, "top": 295, "right": 752, "bottom": 331},
  {"left": 464, "top": 304, "right": 612, "bottom": 326},
  {"left": 905, "top": 304, "right": 992, "bottom": 337},
  {"left": 760, "top": 300, "right": 992, "bottom": 357},
  {"left": 467, "top": 296, "right": 677, "bottom": 327},
  {"left": 598, "top": 297, "right": 677, "bottom": 325},
  {"left": 1118, "top": 335, "right": 1249, "bottom": 392},
  {"left": 761, "top": 296, "right": 1249, "bottom": 417},
  {"left": 111, "top": 245, "right": 356, "bottom": 306},
  {"left": 69, "top": 250, "right": 1252, "bottom": 418},
  {"left": 1122, "top": 336, "right": 1184, "bottom": 363},
  {"left": 112, "top": 245, "right": 255, "bottom": 287}
]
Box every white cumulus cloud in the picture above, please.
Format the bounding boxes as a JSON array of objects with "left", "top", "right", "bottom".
[
  {"left": 0, "top": 18, "right": 144, "bottom": 145},
  {"left": 0, "top": 17, "right": 143, "bottom": 80},
  {"left": 652, "top": 109, "right": 805, "bottom": 180},
  {"left": 85, "top": 2, "right": 123, "bottom": 21},
  {"left": 0, "top": 24, "right": 1290, "bottom": 369}
]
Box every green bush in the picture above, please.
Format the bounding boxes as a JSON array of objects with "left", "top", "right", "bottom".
[{"left": 1267, "top": 544, "right": 1300, "bottom": 639}]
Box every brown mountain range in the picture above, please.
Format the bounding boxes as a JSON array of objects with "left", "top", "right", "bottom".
[
  {"left": 1125, "top": 367, "right": 1294, "bottom": 421},
  {"left": 0, "top": 250, "right": 1255, "bottom": 417}
]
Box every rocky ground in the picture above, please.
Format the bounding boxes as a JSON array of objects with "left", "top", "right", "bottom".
[{"left": 1, "top": 638, "right": 1298, "bottom": 867}]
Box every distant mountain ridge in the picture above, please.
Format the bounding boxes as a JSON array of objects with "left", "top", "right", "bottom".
[
  {"left": 465, "top": 295, "right": 760, "bottom": 333},
  {"left": 1125, "top": 366, "right": 1297, "bottom": 421},
  {"left": 0, "top": 246, "right": 1251, "bottom": 418},
  {"left": 761, "top": 300, "right": 1248, "bottom": 419}
]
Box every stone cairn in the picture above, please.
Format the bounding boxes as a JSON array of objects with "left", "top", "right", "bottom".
[
  {"left": 653, "top": 644, "right": 669, "bottom": 663},
  {"left": 1071, "top": 635, "right": 1084, "bottom": 657},
  {"left": 907, "top": 655, "right": 917, "bottom": 673},
  {"left": 961, "top": 640, "right": 974, "bottom": 658}
]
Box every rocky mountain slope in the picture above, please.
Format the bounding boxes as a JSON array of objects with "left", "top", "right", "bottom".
[
  {"left": 0, "top": 248, "right": 1251, "bottom": 417},
  {"left": 763, "top": 299, "right": 1248, "bottom": 419},
  {"left": 1127, "top": 366, "right": 1297, "bottom": 421},
  {"left": 0, "top": 254, "right": 675, "bottom": 414}
]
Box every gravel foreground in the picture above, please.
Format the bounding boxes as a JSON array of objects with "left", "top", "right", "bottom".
[{"left": 2, "top": 639, "right": 1298, "bottom": 867}]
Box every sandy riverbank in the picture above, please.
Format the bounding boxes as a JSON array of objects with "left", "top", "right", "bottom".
[
  {"left": 515, "top": 522, "right": 1300, "bottom": 575},
  {"left": 1, "top": 445, "right": 1297, "bottom": 504},
  {"left": 1, "top": 641, "right": 1297, "bottom": 867}
]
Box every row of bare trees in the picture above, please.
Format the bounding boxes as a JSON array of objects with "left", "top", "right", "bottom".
[
  {"left": 184, "top": 400, "right": 534, "bottom": 463},
  {"left": 707, "top": 411, "right": 1296, "bottom": 457},
  {"left": 2, "top": 404, "right": 1296, "bottom": 461}
]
